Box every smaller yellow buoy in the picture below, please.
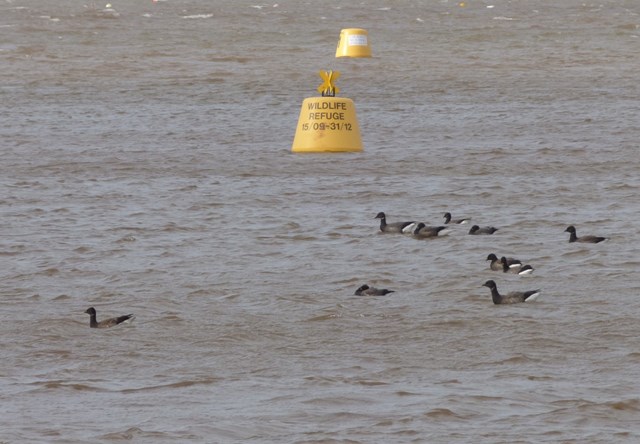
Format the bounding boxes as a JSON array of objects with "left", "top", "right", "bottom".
[{"left": 335, "top": 28, "right": 372, "bottom": 58}]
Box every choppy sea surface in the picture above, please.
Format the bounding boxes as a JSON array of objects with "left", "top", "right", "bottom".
[{"left": 2, "top": 1, "right": 640, "bottom": 442}]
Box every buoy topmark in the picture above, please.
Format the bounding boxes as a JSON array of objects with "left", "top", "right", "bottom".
[{"left": 318, "top": 70, "right": 340, "bottom": 97}]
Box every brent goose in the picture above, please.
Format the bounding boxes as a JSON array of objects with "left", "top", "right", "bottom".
[
  {"left": 564, "top": 225, "right": 607, "bottom": 243},
  {"left": 482, "top": 280, "right": 541, "bottom": 305},
  {"left": 85, "top": 307, "right": 135, "bottom": 328},
  {"left": 469, "top": 225, "right": 499, "bottom": 235},
  {"left": 354, "top": 284, "right": 395, "bottom": 296},
  {"left": 487, "top": 253, "right": 521, "bottom": 271},
  {"left": 375, "top": 212, "right": 417, "bottom": 234},
  {"left": 443, "top": 212, "right": 471, "bottom": 224},
  {"left": 413, "top": 223, "right": 447, "bottom": 238},
  {"left": 501, "top": 256, "right": 535, "bottom": 275}
]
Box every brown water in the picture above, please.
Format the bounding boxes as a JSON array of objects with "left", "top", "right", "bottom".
[{"left": 2, "top": 1, "right": 640, "bottom": 442}]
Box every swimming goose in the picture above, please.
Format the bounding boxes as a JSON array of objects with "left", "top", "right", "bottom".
[
  {"left": 85, "top": 307, "right": 135, "bottom": 328},
  {"left": 564, "top": 225, "right": 607, "bottom": 243},
  {"left": 486, "top": 253, "right": 521, "bottom": 271},
  {"left": 443, "top": 212, "right": 471, "bottom": 224},
  {"left": 412, "top": 222, "right": 447, "bottom": 238},
  {"left": 374, "top": 212, "right": 417, "bottom": 234},
  {"left": 469, "top": 225, "right": 499, "bottom": 235},
  {"left": 501, "top": 256, "right": 534, "bottom": 275},
  {"left": 482, "top": 280, "right": 541, "bottom": 305},
  {"left": 354, "top": 284, "right": 395, "bottom": 296}
]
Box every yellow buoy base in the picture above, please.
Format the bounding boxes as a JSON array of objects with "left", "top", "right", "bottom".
[{"left": 291, "top": 97, "right": 362, "bottom": 153}]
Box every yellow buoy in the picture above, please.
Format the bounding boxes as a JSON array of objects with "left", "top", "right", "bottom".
[
  {"left": 335, "top": 28, "right": 372, "bottom": 58},
  {"left": 292, "top": 70, "right": 362, "bottom": 153},
  {"left": 291, "top": 96, "right": 362, "bottom": 153}
]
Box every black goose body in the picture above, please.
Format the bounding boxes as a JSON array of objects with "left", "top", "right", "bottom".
[
  {"left": 375, "top": 212, "right": 416, "bottom": 234},
  {"left": 85, "top": 307, "right": 134, "bottom": 328},
  {"left": 501, "top": 256, "right": 534, "bottom": 275},
  {"left": 564, "top": 225, "right": 607, "bottom": 243},
  {"left": 487, "top": 253, "right": 521, "bottom": 271},
  {"left": 469, "top": 225, "right": 499, "bottom": 235},
  {"left": 482, "top": 280, "right": 541, "bottom": 305},
  {"left": 443, "top": 212, "right": 471, "bottom": 225},
  {"left": 413, "top": 223, "right": 447, "bottom": 238},
  {"left": 354, "top": 284, "right": 395, "bottom": 296}
]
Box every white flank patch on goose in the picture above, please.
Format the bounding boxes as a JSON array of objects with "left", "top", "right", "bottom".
[
  {"left": 525, "top": 291, "right": 541, "bottom": 302},
  {"left": 402, "top": 223, "right": 418, "bottom": 234}
]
